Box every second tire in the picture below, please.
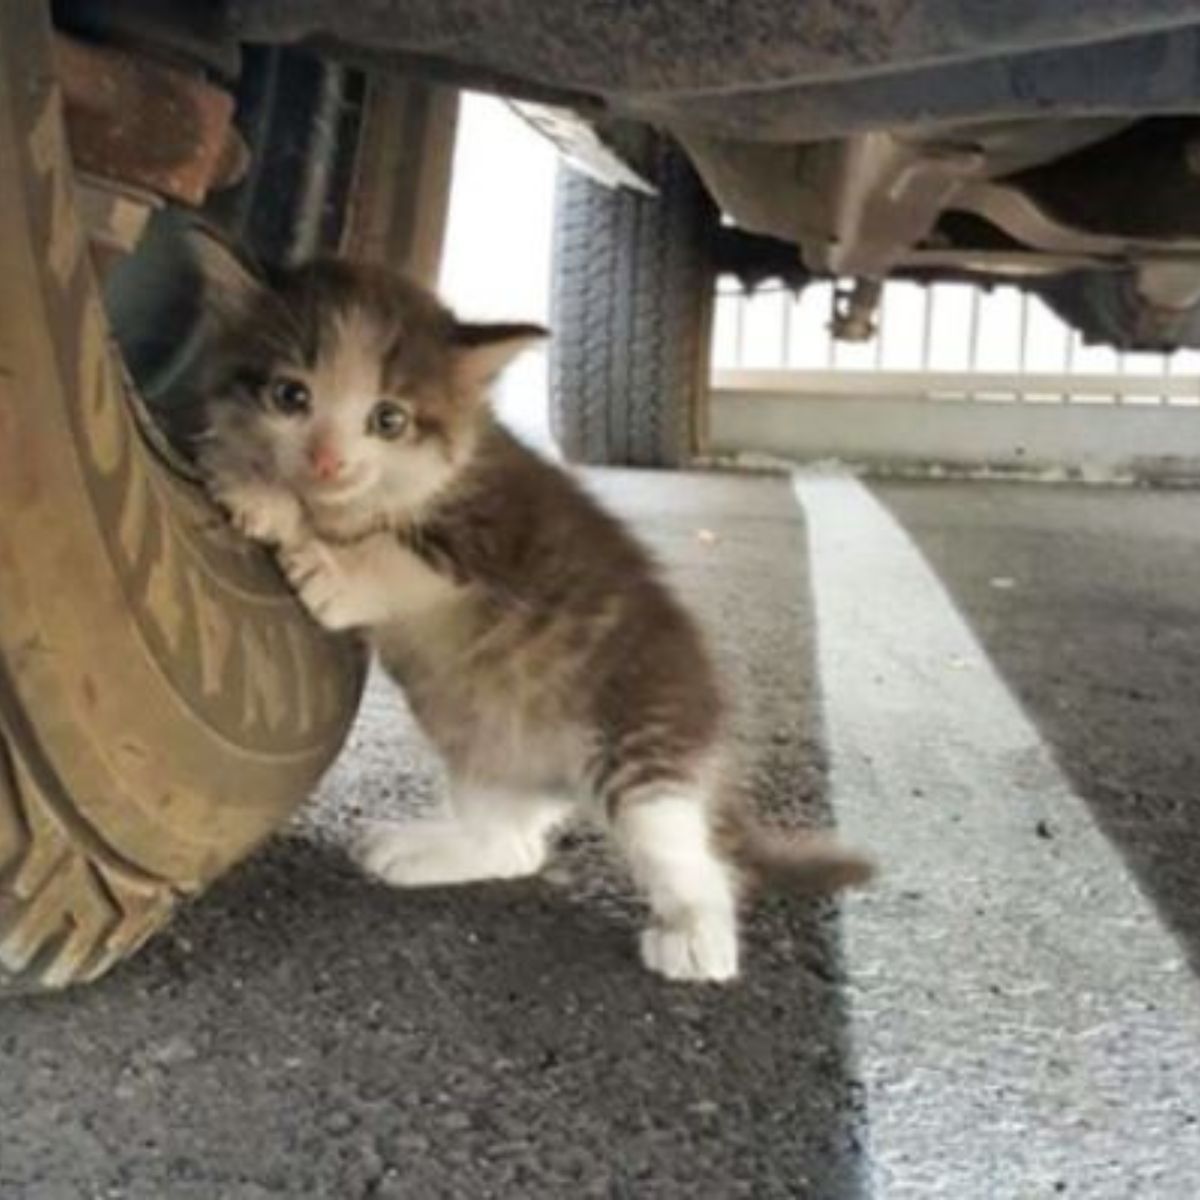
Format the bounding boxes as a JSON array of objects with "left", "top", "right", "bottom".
[{"left": 549, "top": 139, "right": 718, "bottom": 467}]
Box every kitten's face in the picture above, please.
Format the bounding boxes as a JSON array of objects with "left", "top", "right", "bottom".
[
  {"left": 215, "top": 292, "right": 460, "bottom": 520},
  {"left": 195, "top": 245, "right": 542, "bottom": 531}
]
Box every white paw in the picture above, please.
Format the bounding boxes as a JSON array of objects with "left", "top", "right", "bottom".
[
  {"left": 640, "top": 914, "right": 740, "bottom": 983},
  {"left": 210, "top": 478, "right": 305, "bottom": 547},
  {"left": 355, "top": 821, "right": 546, "bottom": 887},
  {"left": 277, "top": 540, "right": 360, "bottom": 630}
]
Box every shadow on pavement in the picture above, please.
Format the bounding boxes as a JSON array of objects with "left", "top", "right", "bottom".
[
  {"left": 0, "top": 835, "right": 865, "bottom": 1199},
  {"left": 1, "top": 471, "right": 866, "bottom": 1200}
]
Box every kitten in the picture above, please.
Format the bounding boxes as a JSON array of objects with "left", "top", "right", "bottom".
[{"left": 192, "top": 236, "right": 872, "bottom": 983}]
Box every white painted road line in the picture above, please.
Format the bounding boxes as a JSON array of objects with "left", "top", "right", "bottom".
[{"left": 793, "top": 472, "right": 1200, "bottom": 1200}]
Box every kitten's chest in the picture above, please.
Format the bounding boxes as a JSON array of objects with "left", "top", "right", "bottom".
[{"left": 372, "top": 602, "right": 593, "bottom": 784}]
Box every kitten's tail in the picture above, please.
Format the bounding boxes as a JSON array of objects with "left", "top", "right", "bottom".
[{"left": 717, "top": 808, "right": 875, "bottom": 898}]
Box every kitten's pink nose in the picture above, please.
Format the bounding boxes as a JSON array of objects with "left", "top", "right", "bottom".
[{"left": 307, "top": 437, "right": 345, "bottom": 482}]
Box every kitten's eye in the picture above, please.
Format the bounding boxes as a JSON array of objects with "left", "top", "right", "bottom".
[
  {"left": 268, "top": 376, "right": 311, "bottom": 416},
  {"left": 367, "top": 400, "right": 411, "bottom": 440}
]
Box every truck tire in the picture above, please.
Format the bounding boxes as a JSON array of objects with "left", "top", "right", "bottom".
[
  {"left": 0, "top": 0, "right": 364, "bottom": 993},
  {"left": 549, "top": 138, "right": 718, "bottom": 467}
]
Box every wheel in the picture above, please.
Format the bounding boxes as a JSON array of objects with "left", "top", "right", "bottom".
[
  {"left": 0, "top": 0, "right": 365, "bottom": 993},
  {"left": 549, "top": 137, "right": 718, "bottom": 467}
]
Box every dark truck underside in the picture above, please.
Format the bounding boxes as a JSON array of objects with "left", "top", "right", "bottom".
[{"left": 60, "top": 1, "right": 1200, "bottom": 349}]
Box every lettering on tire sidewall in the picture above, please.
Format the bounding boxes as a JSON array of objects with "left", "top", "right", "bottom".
[{"left": 22, "top": 86, "right": 360, "bottom": 755}]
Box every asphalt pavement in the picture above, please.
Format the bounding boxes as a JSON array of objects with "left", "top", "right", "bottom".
[{"left": 3, "top": 471, "right": 1200, "bottom": 1199}]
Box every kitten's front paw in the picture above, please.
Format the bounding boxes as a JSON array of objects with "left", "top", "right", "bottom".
[
  {"left": 355, "top": 821, "right": 546, "bottom": 886},
  {"left": 640, "top": 916, "right": 739, "bottom": 983},
  {"left": 210, "top": 478, "right": 305, "bottom": 548},
  {"left": 278, "top": 540, "right": 359, "bottom": 630},
  {"left": 356, "top": 821, "right": 475, "bottom": 887}
]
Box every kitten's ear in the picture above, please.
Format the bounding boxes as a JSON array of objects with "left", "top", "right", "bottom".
[
  {"left": 187, "top": 228, "right": 266, "bottom": 322},
  {"left": 450, "top": 322, "right": 548, "bottom": 391}
]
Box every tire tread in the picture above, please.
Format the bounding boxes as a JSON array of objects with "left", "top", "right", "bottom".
[
  {"left": 0, "top": 729, "right": 175, "bottom": 993},
  {"left": 549, "top": 141, "right": 716, "bottom": 466}
]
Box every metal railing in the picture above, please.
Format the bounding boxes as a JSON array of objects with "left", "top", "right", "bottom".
[
  {"left": 707, "top": 279, "right": 1200, "bottom": 478},
  {"left": 712, "top": 280, "right": 1200, "bottom": 407}
]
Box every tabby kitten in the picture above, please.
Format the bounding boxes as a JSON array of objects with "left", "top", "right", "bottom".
[{"left": 193, "top": 236, "right": 871, "bottom": 982}]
